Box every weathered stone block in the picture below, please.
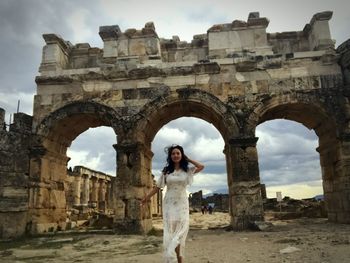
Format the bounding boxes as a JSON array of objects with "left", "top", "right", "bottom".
[
  {"left": 193, "top": 62, "right": 220, "bottom": 74},
  {"left": 0, "top": 212, "right": 28, "bottom": 239}
]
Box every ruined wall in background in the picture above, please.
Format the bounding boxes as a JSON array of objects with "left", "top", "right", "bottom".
[{"left": 0, "top": 110, "right": 32, "bottom": 239}]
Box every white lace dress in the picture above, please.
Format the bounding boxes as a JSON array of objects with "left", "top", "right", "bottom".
[{"left": 156, "top": 167, "right": 196, "bottom": 263}]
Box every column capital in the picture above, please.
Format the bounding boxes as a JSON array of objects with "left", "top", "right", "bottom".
[
  {"left": 229, "top": 137, "right": 259, "bottom": 147},
  {"left": 113, "top": 142, "right": 153, "bottom": 157}
]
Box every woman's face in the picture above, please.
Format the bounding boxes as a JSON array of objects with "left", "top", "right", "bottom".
[{"left": 171, "top": 148, "right": 182, "bottom": 164}]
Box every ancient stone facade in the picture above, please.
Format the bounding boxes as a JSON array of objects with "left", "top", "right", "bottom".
[
  {"left": 190, "top": 191, "right": 230, "bottom": 212},
  {"left": 1, "top": 11, "right": 350, "bottom": 238},
  {"left": 65, "top": 166, "right": 112, "bottom": 211}
]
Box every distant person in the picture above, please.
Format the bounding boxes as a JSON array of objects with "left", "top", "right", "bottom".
[
  {"left": 204, "top": 205, "right": 208, "bottom": 214},
  {"left": 141, "top": 144, "right": 204, "bottom": 263},
  {"left": 208, "top": 205, "right": 213, "bottom": 214}
]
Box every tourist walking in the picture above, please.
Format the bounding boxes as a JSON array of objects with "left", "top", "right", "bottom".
[{"left": 141, "top": 144, "right": 204, "bottom": 263}]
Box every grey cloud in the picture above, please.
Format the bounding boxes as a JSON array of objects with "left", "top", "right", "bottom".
[
  {"left": 258, "top": 119, "right": 318, "bottom": 141},
  {"left": 165, "top": 118, "right": 222, "bottom": 140},
  {"left": 259, "top": 155, "right": 321, "bottom": 186},
  {"left": 257, "top": 120, "right": 321, "bottom": 186},
  {"left": 67, "top": 127, "right": 117, "bottom": 174},
  {"left": 0, "top": 0, "right": 107, "bottom": 95}
]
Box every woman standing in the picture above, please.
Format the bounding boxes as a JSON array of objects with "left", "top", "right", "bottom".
[{"left": 141, "top": 145, "right": 204, "bottom": 263}]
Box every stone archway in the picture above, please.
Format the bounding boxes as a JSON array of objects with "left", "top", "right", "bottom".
[
  {"left": 246, "top": 93, "right": 348, "bottom": 223},
  {"left": 28, "top": 101, "right": 121, "bottom": 234},
  {"left": 131, "top": 88, "right": 264, "bottom": 230},
  {"left": 2, "top": 11, "right": 350, "bottom": 239}
]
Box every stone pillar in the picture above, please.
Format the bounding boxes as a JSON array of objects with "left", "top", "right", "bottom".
[
  {"left": 28, "top": 142, "right": 68, "bottom": 235},
  {"left": 99, "top": 179, "right": 106, "bottom": 201},
  {"left": 81, "top": 174, "right": 89, "bottom": 206},
  {"left": 225, "top": 137, "right": 264, "bottom": 230},
  {"left": 90, "top": 177, "right": 99, "bottom": 208},
  {"left": 319, "top": 135, "right": 350, "bottom": 223},
  {"left": 98, "top": 179, "right": 107, "bottom": 211},
  {"left": 157, "top": 188, "right": 163, "bottom": 216},
  {"left": 112, "top": 141, "right": 154, "bottom": 234},
  {"left": 0, "top": 108, "right": 5, "bottom": 130},
  {"left": 73, "top": 175, "right": 81, "bottom": 205},
  {"left": 260, "top": 184, "right": 267, "bottom": 200},
  {"left": 106, "top": 181, "right": 111, "bottom": 208},
  {"left": 150, "top": 179, "right": 158, "bottom": 216}
]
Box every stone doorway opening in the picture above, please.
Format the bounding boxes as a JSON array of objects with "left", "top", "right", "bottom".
[
  {"left": 135, "top": 92, "right": 260, "bottom": 231},
  {"left": 250, "top": 98, "right": 339, "bottom": 223},
  {"left": 65, "top": 126, "right": 117, "bottom": 228},
  {"left": 151, "top": 116, "right": 230, "bottom": 230},
  {"left": 256, "top": 119, "right": 326, "bottom": 220}
]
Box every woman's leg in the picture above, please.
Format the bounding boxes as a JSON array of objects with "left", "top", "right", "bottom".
[{"left": 175, "top": 244, "right": 182, "bottom": 263}]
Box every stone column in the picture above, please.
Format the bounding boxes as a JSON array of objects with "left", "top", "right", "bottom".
[
  {"left": 98, "top": 179, "right": 107, "bottom": 211},
  {"left": 81, "top": 174, "right": 89, "bottom": 206},
  {"left": 28, "top": 142, "right": 69, "bottom": 235},
  {"left": 73, "top": 175, "right": 81, "bottom": 206},
  {"left": 225, "top": 137, "right": 264, "bottom": 230},
  {"left": 319, "top": 135, "right": 350, "bottom": 223},
  {"left": 0, "top": 108, "right": 5, "bottom": 130},
  {"left": 99, "top": 179, "right": 106, "bottom": 201},
  {"left": 106, "top": 181, "right": 111, "bottom": 208},
  {"left": 157, "top": 188, "right": 163, "bottom": 216},
  {"left": 150, "top": 179, "right": 158, "bottom": 216},
  {"left": 90, "top": 177, "right": 99, "bottom": 208},
  {"left": 112, "top": 141, "right": 154, "bottom": 234}
]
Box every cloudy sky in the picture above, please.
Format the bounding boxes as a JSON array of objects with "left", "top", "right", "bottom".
[{"left": 1, "top": 0, "right": 349, "bottom": 199}]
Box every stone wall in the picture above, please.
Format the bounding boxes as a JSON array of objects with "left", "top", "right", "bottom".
[
  {"left": 0, "top": 110, "right": 32, "bottom": 239},
  {"left": 189, "top": 191, "right": 230, "bottom": 212},
  {"left": 337, "top": 39, "right": 350, "bottom": 86},
  {"left": 37, "top": 11, "right": 335, "bottom": 75}
]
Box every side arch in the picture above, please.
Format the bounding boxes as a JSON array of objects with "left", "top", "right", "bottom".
[
  {"left": 28, "top": 101, "right": 121, "bottom": 235},
  {"left": 245, "top": 93, "right": 349, "bottom": 223},
  {"left": 246, "top": 93, "right": 338, "bottom": 137},
  {"left": 35, "top": 101, "right": 122, "bottom": 150}
]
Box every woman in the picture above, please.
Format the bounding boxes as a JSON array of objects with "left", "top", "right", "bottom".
[{"left": 141, "top": 145, "right": 204, "bottom": 263}]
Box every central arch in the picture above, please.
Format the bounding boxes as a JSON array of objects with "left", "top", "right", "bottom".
[
  {"left": 134, "top": 88, "right": 253, "bottom": 230},
  {"left": 136, "top": 88, "right": 240, "bottom": 144}
]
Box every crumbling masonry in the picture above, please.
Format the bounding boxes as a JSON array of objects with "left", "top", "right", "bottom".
[{"left": 1, "top": 11, "right": 350, "bottom": 238}]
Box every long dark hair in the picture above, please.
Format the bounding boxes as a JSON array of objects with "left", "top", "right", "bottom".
[{"left": 162, "top": 145, "right": 189, "bottom": 174}]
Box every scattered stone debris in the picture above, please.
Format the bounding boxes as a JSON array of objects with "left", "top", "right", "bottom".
[
  {"left": 264, "top": 196, "right": 327, "bottom": 219},
  {"left": 249, "top": 221, "right": 274, "bottom": 231},
  {"left": 279, "top": 246, "right": 301, "bottom": 254}
]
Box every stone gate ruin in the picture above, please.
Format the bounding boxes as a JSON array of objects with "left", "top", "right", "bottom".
[{"left": 1, "top": 11, "right": 350, "bottom": 239}]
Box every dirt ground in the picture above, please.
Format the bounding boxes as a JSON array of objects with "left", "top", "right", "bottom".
[{"left": 1, "top": 212, "right": 350, "bottom": 263}]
